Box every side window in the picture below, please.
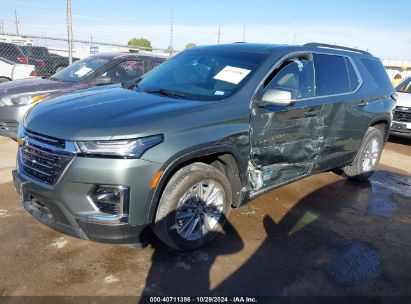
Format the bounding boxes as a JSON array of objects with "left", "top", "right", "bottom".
[
  {"left": 151, "top": 61, "right": 161, "bottom": 70},
  {"left": 314, "top": 54, "right": 350, "bottom": 96},
  {"left": 345, "top": 57, "right": 360, "bottom": 91},
  {"left": 361, "top": 58, "right": 392, "bottom": 89},
  {"left": 101, "top": 60, "right": 144, "bottom": 83},
  {"left": 264, "top": 57, "right": 314, "bottom": 100}
]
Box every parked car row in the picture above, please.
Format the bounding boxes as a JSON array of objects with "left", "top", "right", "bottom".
[
  {"left": 5, "top": 42, "right": 397, "bottom": 251},
  {"left": 0, "top": 41, "right": 78, "bottom": 78},
  {"left": 0, "top": 52, "right": 166, "bottom": 138}
]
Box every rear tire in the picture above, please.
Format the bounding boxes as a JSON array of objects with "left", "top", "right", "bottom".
[
  {"left": 153, "top": 162, "right": 232, "bottom": 251},
  {"left": 343, "top": 126, "right": 384, "bottom": 181}
]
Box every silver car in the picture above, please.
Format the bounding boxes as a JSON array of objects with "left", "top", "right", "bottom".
[
  {"left": 0, "top": 53, "right": 165, "bottom": 138},
  {"left": 391, "top": 77, "right": 411, "bottom": 138}
]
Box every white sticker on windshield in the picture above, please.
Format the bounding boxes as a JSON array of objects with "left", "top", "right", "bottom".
[
  {"left": 213, "top": 66, "right": 251, "bottom": 85},
  {"left": 214, "top": 90, "right": 225, "bottom": 96},
  {"left": 74, "top": 67, "right": 93, "bottom": 77}
]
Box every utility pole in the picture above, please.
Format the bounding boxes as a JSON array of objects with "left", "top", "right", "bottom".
[
  {"left": 0, "top": 20, "right": 4, "bottom": 34},
  {"left": 292, "top": 33, "right": 296, "bottom": 45},
  {"left": 217, "top": 25, "right": 221, "bottom": 44},
  {"left": 66, "top": 0, "right": 73, "bottom": 64},
  {"left": 14, "top": 10, "right": 19, "bottom": 36},
  {"left": 242, "top": 24, "right": 246, "bottom": 42},
  {"left": 169, "top": 10, "right": 174, "bottom": 55}
]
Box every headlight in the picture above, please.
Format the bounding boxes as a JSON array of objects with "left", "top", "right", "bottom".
[
  {"left": 0, "top": 93, "right": 49, "bottom": 106},
  {"left": 76, "top": 135, "right": 163, "bottom": 158}
]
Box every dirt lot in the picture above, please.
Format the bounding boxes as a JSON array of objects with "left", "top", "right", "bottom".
[{"left": 0, "top": 136, "right": 410, "bottom": 298}]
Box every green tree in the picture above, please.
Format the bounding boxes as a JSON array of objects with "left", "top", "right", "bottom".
[
  {"left": 165, "top": 45, "right": 174, "bottom": 55},
  {"left": 185, "top": 42, "right": 197, "bottom": 49},
  {"left": 127, "top": 37, "right": 153, "bottom": 52}
]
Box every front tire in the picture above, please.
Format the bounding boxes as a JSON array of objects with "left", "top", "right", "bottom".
[
  {"left": 153, "top": 162, "right": 232, "bottom": 251},
  {"left": 0, "top": 77, "right": 10, "bottom": 84},
  {"left": 343, "top": 126, "right": 384, "bottom": 181}
]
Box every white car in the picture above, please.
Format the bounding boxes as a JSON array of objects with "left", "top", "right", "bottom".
[
  {"left": 0, "top": 57, "right": 36, "bottom": 83},
  {"left": 391, "top": 77, "right": 411, "bottom": 138}
]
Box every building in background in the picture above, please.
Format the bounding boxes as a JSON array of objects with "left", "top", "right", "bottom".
[
  {"left": 382, "top": 59, "right": 411, "bottom": 80},
  {"left": 0, "top": 34, "right": 32, "bottom": 46}
]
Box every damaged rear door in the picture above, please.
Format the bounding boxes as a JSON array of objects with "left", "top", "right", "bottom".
[{"left": 249, "top": 53, "right": 325, "bottom": 191}]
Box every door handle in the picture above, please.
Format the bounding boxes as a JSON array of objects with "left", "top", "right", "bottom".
[
  {"left": 304, "top": 109, "right": 321, "bottom": 117},
  {"left": 358, "top": 100, "right": 369, "bottom": 107}
]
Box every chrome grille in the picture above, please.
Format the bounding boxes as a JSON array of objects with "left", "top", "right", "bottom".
[
  {"left": 24, "top": 129, "right": 66, "bottom": 148},
  {"left": 394, "top": 110, "right": 411, "bottom": 123},
  {"left": 19, "top": 130, "right": 75, "bottom": 185}
]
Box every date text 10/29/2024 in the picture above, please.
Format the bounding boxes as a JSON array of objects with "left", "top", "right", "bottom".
[{"left": 149, "top": 297, "right": 258, "bottom": 303}]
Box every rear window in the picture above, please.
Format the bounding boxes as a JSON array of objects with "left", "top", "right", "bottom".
[
  {"left": 0, "top": 43, "right": 23, "bottom": 55},
  {"left": 361, "top": 58, "right": 392, "bottom": 89},
  {"left": 314, "top": 54, "right": 350, "bottom": 96},
  {"left": 21, "top": 47, "right": 48, "bottom": 58}
]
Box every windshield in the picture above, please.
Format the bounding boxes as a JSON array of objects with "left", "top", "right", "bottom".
[
  {"left": 51, "top": 56, "right": 111, "bottom": 82},
  {"left": 396, "top": 77, "right": 411, "bottom": 93},
  {"left": 138, "top": 48, "right": 269, "bottom": 100}
]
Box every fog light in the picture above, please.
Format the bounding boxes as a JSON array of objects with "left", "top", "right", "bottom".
[{"left": 90, "top": 185, "right": 129, "bottom": 216}]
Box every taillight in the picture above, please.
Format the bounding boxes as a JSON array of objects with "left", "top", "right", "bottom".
[
  {"left": 391, "top": 92, "right": 398, "bottom": 102},
  {"left": 17, "top": 57, "right": 28, "bottom": 64},
  {"left": 36, "top": 60, "right": 46, "bottom": 67},
  {"left": 29, "top": 71, "right": 36, "bottom": 77}
]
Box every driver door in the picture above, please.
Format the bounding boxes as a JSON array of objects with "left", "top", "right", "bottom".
[{"left": 249, "top": 54, "right": 325, "bottom": 191}]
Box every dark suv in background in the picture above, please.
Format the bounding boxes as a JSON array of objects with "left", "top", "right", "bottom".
[
  {"left": 13, "top": 43, "right": 396, "bottom": 250},
  {"left": 20, "top": 45, "right": 78, "bottom": 77},
  {"left": 0, "top": 42, "right": 28, "bottom": 64}
]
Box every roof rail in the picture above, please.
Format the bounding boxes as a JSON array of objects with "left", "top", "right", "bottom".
[{"left": 303, "top": 43, "right": 371, "bottom": 55}]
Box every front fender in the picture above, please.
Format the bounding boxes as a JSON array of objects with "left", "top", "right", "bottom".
[{"left": 144, "top": 142, "right": 249, "bottom": 223}]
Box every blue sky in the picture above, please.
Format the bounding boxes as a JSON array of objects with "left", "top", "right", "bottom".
[{"left": 0, "top": 0, "right": 409, "bottom": 58}]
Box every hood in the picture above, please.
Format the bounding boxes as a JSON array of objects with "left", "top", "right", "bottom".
[
  {"left": 24, "top": 86, "right": 208, "bottom": 140},
  {"left": 396, "top": 92, "right": 411, "bottom": 108},
  {"left": 0, "top": 77, "right": 79, "bottom": 97}
]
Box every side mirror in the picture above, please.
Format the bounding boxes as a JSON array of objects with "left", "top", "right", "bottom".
[
  {"left": 260, "top": 89, "right": 294, "bottom": 106},
  {"left": 94, "top": 76, "right": 112, "bottom": 86}
]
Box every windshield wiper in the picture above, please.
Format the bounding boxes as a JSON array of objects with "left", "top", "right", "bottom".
[
  {"left": 122, "top": 76, "right": 143, "bottom": 90},
  {"left": 144, "top": 89, "right": 186, "bottom": 99}
]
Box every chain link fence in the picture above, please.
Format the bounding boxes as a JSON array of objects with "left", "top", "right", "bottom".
[
  {"left": 1, "top": 32, "right": 410, "bottom": 84},
  {"left": 0, "top": 32, "right": 173, "bottom": 82}
]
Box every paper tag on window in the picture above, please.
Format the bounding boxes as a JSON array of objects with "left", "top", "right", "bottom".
[
  {"left": 74, "top": 67, "right": 93, "bottom": 77},
  {"left": 213, "top": 66, "right": 251, "bottom": 84}
]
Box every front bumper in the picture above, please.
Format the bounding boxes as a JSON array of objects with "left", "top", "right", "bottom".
[
  {"left": 390, "top": 120, "right": 411, "bottom": 139},
  {"left": 0, "top": 104, "right": 32, "bottom": 138},
  {"left": 13, "top": 153, "right": 161, "bottom": 245}
]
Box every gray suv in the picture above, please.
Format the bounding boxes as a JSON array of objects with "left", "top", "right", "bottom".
[{"left": 13, "top": 43, "right": 396, "bottom": 250}]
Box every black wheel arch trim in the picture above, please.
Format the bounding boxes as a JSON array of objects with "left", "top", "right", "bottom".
[
  {"left": 368, "top": 115, "right": 392, "bottom": 142},
  {"left": 145, "top": 144, "right": 248, "bottom": 224},
  {"left": 347, "top": 115, "right": 390, "bottom": 166}
]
